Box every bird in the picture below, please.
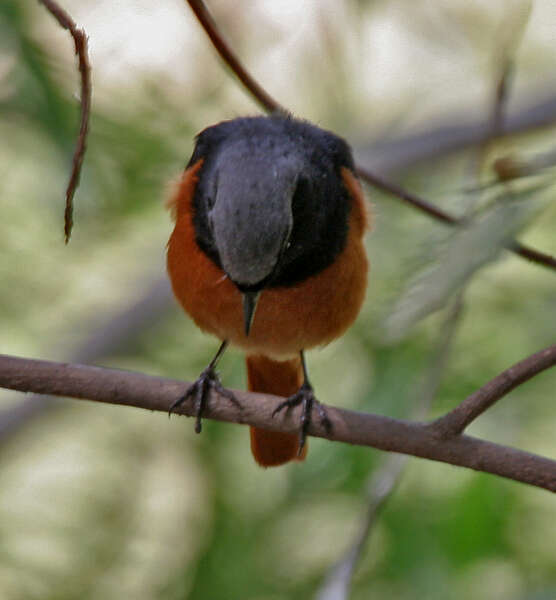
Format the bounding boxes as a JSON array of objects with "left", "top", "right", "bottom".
[{"left": 166, "top": 114, "right": 369, "bottom": 467}]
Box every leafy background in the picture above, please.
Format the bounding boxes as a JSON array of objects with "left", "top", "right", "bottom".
[{"left": 0, "top": 1, "right": 555, "bottom": 598}]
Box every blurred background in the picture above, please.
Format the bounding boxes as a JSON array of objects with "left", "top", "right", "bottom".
[{"left": 0, "top": 0, "right": 555, "bottom": 598}]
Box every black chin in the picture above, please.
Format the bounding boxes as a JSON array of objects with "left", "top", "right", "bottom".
[{"left": 234, "top": 270, "right": 277, "bottom": 294}]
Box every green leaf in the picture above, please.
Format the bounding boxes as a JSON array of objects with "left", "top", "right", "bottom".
[{"left": 385, "top": 179, "right": 555, "bottom": 341}]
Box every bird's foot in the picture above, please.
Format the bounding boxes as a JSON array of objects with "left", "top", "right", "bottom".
[
  {"left": 169, "top": 366, "right": 240, "bottom": 434},
  {"left": 272, "top": 382, "right": 332, "bottom": 455}
]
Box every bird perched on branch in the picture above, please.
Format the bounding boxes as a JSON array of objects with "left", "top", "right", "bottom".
[{"left": 167, "top": 114, "right": 369, "bottom": 467}]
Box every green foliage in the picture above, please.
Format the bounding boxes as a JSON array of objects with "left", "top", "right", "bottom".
[{"left": 0, "top": 1, "right": 555, "bottom": 599}]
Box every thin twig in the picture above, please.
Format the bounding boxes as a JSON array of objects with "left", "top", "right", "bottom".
[
  {"left": 508, "top": 240, "right": 556, "bottom": 268},
  {"left": 185, "top": 0, "right": 556, "bottom": 272},
  {"left": 430, "top": 344, "right": 556, "bottom": 439},
  {"left": 357, "top": 166, "right": 556, "bottom": 269},
  {"left": 37, "top": 0, "right": 91, "bottom": 243},
  {"left": 0, "top": 353, "right": 554, "bottom": 491},
  {"left": 185, "top": 0, "right": 285, "bottom": 114},
  {"left": 356, "top": 165, "right": 457, "bottom": 225}
]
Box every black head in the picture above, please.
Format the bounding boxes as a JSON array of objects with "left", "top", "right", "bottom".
[{"left": 187, "top": 115, "right": 356, "bottom": 333}]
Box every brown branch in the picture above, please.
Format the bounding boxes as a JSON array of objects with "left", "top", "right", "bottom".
[
  {"left": 185, "top": 0, "right": 284, "bottom": 114},
  {"left": 38, "top": 0, "right": 91, "bottom": 243},
  {"left": 356, "top": 165, "right": 457, "bottom": 225},
  {"left": 0, "top": 354, "right": 554, "bottom": 492},
  {"left": 431, "top": 344, "right": 556, "bottom": 439},
  {"left": 185, "top": 0, "right": 556, "bottom": 273},
  {"left": 356, "top": 166, "right": 556, "bottom": 270},
  {"left": 507, "top": 241, "right": 556, "bottom": 268}
]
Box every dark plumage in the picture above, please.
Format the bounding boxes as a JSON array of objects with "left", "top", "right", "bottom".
[{"left": 189, "top": 115, "right": 355, "bottom": 290}]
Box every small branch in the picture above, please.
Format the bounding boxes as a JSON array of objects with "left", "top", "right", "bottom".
[
  {"left": 185, "top": 0, "right": 285, "bottom": 114},
  {"left": 185, "top": 1, "right": 555, "bottom": 272},
  {"left": 0, "top": 354, "right": 554, "bottom": 492},
  {"left": 356, "top": 165, "right": 457, "bottom": 225},
  {"left": 38, "top": 0, "right": 91, "bottom": 243},
  {"left": 357, "top": 166, "right": 556, "bottom": 270},
  {"left": 509, "top": 242, "right": 556, "bottom": 269},
  {"left": 431, "top": 344, "right": 556, "bottom": 439}
]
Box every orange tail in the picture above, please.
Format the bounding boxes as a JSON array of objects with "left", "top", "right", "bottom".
[{"left": 247, "top": 355, "right": 307, "bottom": 467}]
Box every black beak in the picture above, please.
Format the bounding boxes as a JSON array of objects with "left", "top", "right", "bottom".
[{"left": 242, "top": 291, "right": 260, "bottom": 336}]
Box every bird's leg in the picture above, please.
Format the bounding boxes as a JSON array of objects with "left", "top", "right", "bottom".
[
  {"left": 272, "top": 351, "right": 332, "bottom": 454},
  {"left": 169, "top": 340, "right": 240, "bottom": 433}
]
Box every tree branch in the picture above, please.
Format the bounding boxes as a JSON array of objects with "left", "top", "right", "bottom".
[
  {"left": 37, "top": 0, "right": 91, "bottom": 243},
  {"left": 355, "top": 166, "right": 556, "bottom": 270},
  {"left": 430, "top": 344, "right": 556, "bottom": 439},
  {"left": 184, "top": 0, "right": 556, "bottom": 273},
  {"left": 0, "top": 354, "right": 554, "bottom": 492},
  {"left": 356, "top": 165, "right": 458, "bottom": 225}
]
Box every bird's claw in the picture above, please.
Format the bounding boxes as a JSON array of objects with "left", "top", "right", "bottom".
[
  {"left": 272, "top": 382, "right": 332, "bottom": 455},
  {"left": 169, "top": 366, "right": 240, "bottom": 433}
]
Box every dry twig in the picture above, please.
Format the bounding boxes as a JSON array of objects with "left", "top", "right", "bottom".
[
  {"left": 37, "top": 0, "right": 91, "bottom": 243},
  {"left": 186, "top": 0, "right": 284, "bottom": 114},
  {"left": 431, "top": 345, "right": 556, "bottom": 439}
]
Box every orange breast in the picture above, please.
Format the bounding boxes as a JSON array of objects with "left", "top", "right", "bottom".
[{"left": 167, "top": 161, "right": 369, "bottom": 360}]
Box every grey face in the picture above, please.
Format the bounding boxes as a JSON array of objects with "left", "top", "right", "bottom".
[{"left": 209, "top": 142, "right": 299, "bottom": 288}]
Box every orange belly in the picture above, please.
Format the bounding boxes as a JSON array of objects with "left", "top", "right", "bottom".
[{"left": 166, "top": 162, "right": 369, "bottom": 360}]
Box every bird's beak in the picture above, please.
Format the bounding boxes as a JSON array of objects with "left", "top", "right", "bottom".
[{"left": 242, "top": 291, "right": 260, "bottom": 336}]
